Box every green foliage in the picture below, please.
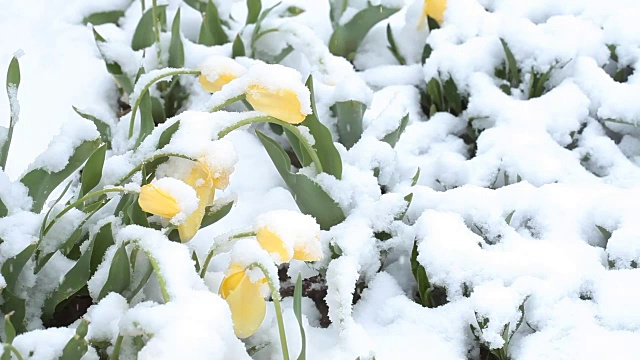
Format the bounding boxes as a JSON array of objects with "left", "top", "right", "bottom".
[
  {"left": 256, "top": 131, "right": 345, "bottom": 230},
  {"left": 168, "top": 9, "right": 185, "bottom": 68},
  {"left": 132, "top": 6, "right": 167, "bottom": 50},
  {"left": 83, "top": 10, "right": 125, "bottom": 25},
  {"left": 198, "top": 0, "right": 228, "bottom": 46},
  {"left": 329, "top": 5, "right": 400, "bottom": 61},
  {"left": 381, "top": 113, "right": 409, "bottom": 148},
  {"left": 332, "top": 100, "right": 366, "bottom": 150},
  {"left": 293, "top": 273, "right": 306, "bottom": 360},
  {"left": 386, "top": 24, "right": 406, "bottom": 65}
]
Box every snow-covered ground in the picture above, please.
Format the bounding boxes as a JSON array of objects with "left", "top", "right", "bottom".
[{"left": 2, "top": 0, "right": 640, "bottom": 359}]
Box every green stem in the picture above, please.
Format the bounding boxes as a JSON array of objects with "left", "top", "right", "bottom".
[
  {"left": 5, "top": 344, "right": 24, "bottom": 360},
  {"left": 217, "top": 115, "right": 324, "bottom": 173},
  {"left": 207, "top": 94, "right": 246, "bottom": 112},
  {"left": 199, "top": 231, "right": 256, "bottom": 278},
  {"left": 128, "top": 69, "right": 201, "bottom": 139},
  {"left": 151, "top": 0, "right": 161, "bottom": 66},
  {"left": 116, "top": 152, "right": 196, "bottom": 185},
  {"left": 249, "top": 263, "right": 289, "bottom": 360},
  {"left": 42, "top": 188, "right": 125, "bottom": 237},
  {"left": 111, "top": 334, "right": 123, "bottom": 360},
  {"left": 142, "top": 248, "right": 170, "bottom": 303}
]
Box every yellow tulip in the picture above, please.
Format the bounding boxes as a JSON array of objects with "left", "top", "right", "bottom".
[
  {"left": 245, "top": 84, "right": 307, "bottom": 124},
  {"left": 256, "top": 226, "right": 323, "bottom": 263},
  {"left": 178, "top": 160, "right": 216, "bottom": 242},
  {"left": 198, "top": 56, "right": 247, "bottom": 93},
  {"left": 219, "top": 265, "right": 267, "bottom": 338},
  {"left": 138, "top": 184, "right": 181, "bottom": 219},
  {"left": 419, "top": 0, "right": 447, "bottom": 28}
]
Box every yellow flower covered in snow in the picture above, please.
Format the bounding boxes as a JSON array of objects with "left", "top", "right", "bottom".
[
  {"left": 219, "top": 264, "right": 267, "bottom": 338},
  {"left": 419, "top": 0, "right": 447, "bottom": 27},
  {"left": 177, "top": 160, "right": 216, "bottom": 242},
  {"left": 198, "top": 55, "right": 247, "bottom": 93},
  {"left": 138, "top": 184, "right": 181, "bottom": 219},
  {"left": 245, "top": 84, "right": 307, "bottom": 124},
  {"left": 255, "top": 210, "right": 323, "bottom": 263}
]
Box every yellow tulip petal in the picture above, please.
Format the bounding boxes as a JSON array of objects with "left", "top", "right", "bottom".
[
  {"left": 256, "top": 227, "right": 293, "bottom": 263},
  {"left": 220, "top": 268, "right": 267, "bottom": 338},
  {"left": 138, "top": 184, "right": 181, "bottom": 219},
  {"left": 178, "top": 161, "right": 216, "bottom": 242},
  {"left": 219, "top": 265, "right": 246, "bottom": 298},
  {"left": 199, "top": 73, "right": 238, "bottom": 93},
  {"left": 293, "top": 244, "right": 323, "bottom": 262},
  {"left": 245, "top": 84, "right": 306, "bottom": 124},
  {"left": 422, "top": 0, "right": 447, "bottom": 26}
]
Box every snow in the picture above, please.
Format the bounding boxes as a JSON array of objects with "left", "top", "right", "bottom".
[{"left": 4, "top": 0, "right": 640, "bottom": 358}]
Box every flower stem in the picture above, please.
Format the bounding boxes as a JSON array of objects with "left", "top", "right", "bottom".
[
  {"left": 250, "top": 262, "right": 289, "bottom": 360},
  {"left": 207, "top": 94, "right": 246, "bottom": 112},
  {"left": 111, "top": 334, "right": 123, "bottom": 360},
  {"left": 217, "top": 115, "right": 323, "bottom": 173},
  {"left": 115, "top": 152, "right": 196, "bottom": 186},
  {"left": 4, "top": 344, "right": 24, "bottom": 360},
  {"left": 41, "top": 188, "right": 125, "bottom": 237},
  {"left": 199, "top": 231, "right": 256, "bottom": 278},
  {"left": 141, "top": 248, "right": 171, "bottom": 303},
  {"left": 128, "top": 69, "right": 201, "bottom": 139}
]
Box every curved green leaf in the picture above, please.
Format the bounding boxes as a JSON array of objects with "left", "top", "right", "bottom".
[
  {"left": 232, "top": 34, "right": 246, "bottom": 58},
  {"left": 83, "top": 10, "right": 125, "bottom": 25},
  {"left": 381, "top": 113, "right": 409, "bottom": 148},
  {"left": 97, "top": 245, "right": 131, "bottom": 301},
  {"left": 72, "top": 107, "right": 112, "bottom": 148},
  {"left": 198, "top": 0, "right": 228, "bottom": 46},
  {"left": 168, "top": 9, "right": 185, "bottom": 68},
  {"left": 246, "top": 0, "right": 262, "bottom": 24},
  {"left": 256, "top": 131, "right": 345, "bottom": 230},
  {"left": 80, "top": 144, "right": 106, "bottom": 197},
  {"left": 21, "top": 138, "right": 100, "bottom": 212},
  {"left": 332, "top": 100, "right": 365, "bottom": 150},
  {"left": 132, "top": 6, "right": 167, "bottom": 50},
  {"left": 92, "top": 29, "right": 134, "bottom": 94},
  {"left": 1, "top": 243, "right": 35, "bottom": 292},
  {"left": 329, "top": 5, "right": 399, "bottom": 60},
  {"left": 59, "top": 319, "right": 89, "bottom": 360}
]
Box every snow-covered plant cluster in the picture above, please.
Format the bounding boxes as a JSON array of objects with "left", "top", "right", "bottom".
[{"left": 2, "top": 0, "right": 640, "bottom": 358}]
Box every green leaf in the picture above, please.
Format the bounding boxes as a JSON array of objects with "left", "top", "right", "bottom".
[
  {"left": 301, "top": 76, "right": 342, "bottom": 179},
  {"left": 386, "top": 24, "right": 406, "bottom": 65},
  {"left": 82, "top": 10, "right": 125, "bottom": 25},
  {"left": 192, "top": 251, "right": 201, "bottom": 273},
  {"left": 421, "top": 43, "right": 432, "bottom": 64},
  {"left": 411, "top": 168, "right": 421, "bottom": 186},
  {"left": 168, "top": 9, "right": 185, "bottom": 68},
  {"left": 246, "top": 0, "right": 262, "bottom": 24},
  {"left": 411, "top": 240, "right": 433, "bottom": 307},
  {"left": 21, "top": 138, "right": 100, "bottom": 212},
  {"left": 596, "top": 225, "right": 612, "bottom": 242},
  {"left": 42, "top": 238, "right": 95, "bottom": 320},
  {"left": 158, "top": 121, "right": 180, "bottom": 149},
  {"left": 232, "top": 34, "right": 246, "bottom": 58},
  {"left": 381, "top": 113, "right": 409, "bottom": 148},
  {"left": 505, "top": 210, "right": 515, "bottom": 226},
  {"left": 3, "top": 313, "right": 16, "bottom": 344},
  {"left": 59, "top": 319, "right": 89, "bottom": 360},
  {"left": 293, "top": 273, "right": 306, "bottom": 360},
  {"left": 133, "top": 91, "right": 155, "bottom": 149},
  {"left": 72, "top": 106, "right": 112, "bottom": 148},
  {"left": 198, "top": 0, "right": 228, "bottom": 46},
  {"left": 128, "top": 195, "right": 150, "bottom": 227},
  {"left": 80, "top": 144, "right": 107, "bottom": 197},
  {"left": 91, "top": 222, "right": 114, "bottom": 276},
  {"left": 500, "top": 38, "right": 520, "bottom": 88},
  {"left": 256, "top": 131, "right": 345, "bottom": 230},
  {"left": 92, "top": 29, "right": 134, "bottom": 94},
  {"left": 442, "top": 78, "right": 462, "bottom": 114},
  {"left": 329, "top": 5, "right": 400, "bottom": 60},
  {"left": 132, "top": 6, "right": 167, "bottom": 50},
  {"left": 271, "top": 45, "right": 293, "bottom": 64},
  {"left": 200, "top": 200, "right": 234, "bottom": 228},
  {"left": 0, "top": 200, "right": 6, "bottom": 218},
  {"left": 1, "top": 244, "right": 35, "bottom": 293},
  {"left": 426, "top": 78, "right": 443, "bottom": 111},
  {"left": 6, "top": 56, "right": 20, "bottom": 90},
  {"left": 97, "top": 245, "right": 131, "bottom": 301},
  {"left": 332, "top": 100, "right": 366, "bottom": 150},
  {"left": 0, "top": 291, "right": 26, "bottom": 334},
  {"left": 184, "top": 0, "right": 207, "bottom": 12}
]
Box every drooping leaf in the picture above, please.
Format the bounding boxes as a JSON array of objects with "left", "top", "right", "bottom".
[
  {"left": 80, "top": 144, "right": 107, "bottom": 197},
  {"left": 200, "top": 200, "right": 234, "bottom": 228},
  {"left": 21, "top": 138, "right": 100, "bottom": 212},
  {"left": 92, "top": 29, "right": 134, "bottom": 94},
  {"left": 332, "top": 100, "right": 366, "bottom": 150},
  {"left": 329, "top": 5, "right": 400, "bottom": 60},
  {"left": 82, "top": 10, "right": 125, "bottom": 25},
  {"left": 168, "top": 9, "right": 185, "bottom": 68},
  {"left": 72, "top": 106, "right": 112, "bottom": 148},
  {"left": 97, "top": 245, "right": 131, "bottom": 301},
  {"left": 256, "top": 131, "right": 345, "bottom": 230},
  {"left": 132, "top": 5, "right": 168, "bottom": 50},
  {"left": 381, "top": 113, "right": 409, "bottom": 148}
]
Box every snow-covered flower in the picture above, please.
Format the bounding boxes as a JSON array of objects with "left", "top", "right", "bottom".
[
  {"left": 255, "top": 210, "right": 323, "bottom": 263},
  {"left": 177, "top": 160, "right": 217, "bottom": 242},
  {"left": 138, "top": 178, "right": 198, "bottom": 226},
  {"left": 198, "top": 55, "right": 247, "bottom": 93},
  {"left": 245, "top": 84, "right": 308, "bottom": 124},
  {"left": 219, "top": 264, "right": 267, "bottom": 338},
  {"left": 419, "top": 0, "right": 447, "bottom": 27}
]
